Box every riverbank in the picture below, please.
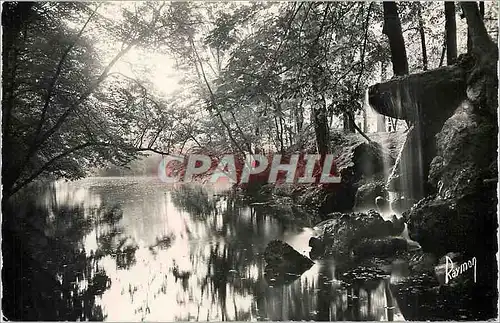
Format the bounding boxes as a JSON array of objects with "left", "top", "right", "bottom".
[
  {"left": 241, "top": 130, "right": 407, "bottom": 217},
  {"left": 247, "top": 125, "right": 497, "bottom": 321}
]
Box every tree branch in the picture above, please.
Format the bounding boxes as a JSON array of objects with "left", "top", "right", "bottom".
[
  {"left": 33, "top": 4, "right": 100, "bottom": 143},
  {"left": 9, "top": 142, "right": 99, "bottom": 197},
  {"left": 190, "top": 38, "right": 249, "bottom": 156}
]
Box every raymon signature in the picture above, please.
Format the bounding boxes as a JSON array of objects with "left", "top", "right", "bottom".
[{"left": 445, "top": 256, "right": 477, "bottom": 284}]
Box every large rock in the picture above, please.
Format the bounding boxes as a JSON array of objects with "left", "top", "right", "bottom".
[
  {"left": 369, "top": 61, "right": 472, "bottom": 201},
  {"left": 352, "top": 142, "right": 393, "bottom": 179},
  {"left": 428, "top": 101, "right": 497, "bottom": 199},
  {"left": 390, "top": 196, "right": 417, "bottom": 215},
  {"left": 405, "top": 190, "right": 497, "bottom": 259},
  {"left": 309, "top": 210, "right": 403, "bottom": 258},
  {"left": 322, "top": 141, "right": 393, "bottom": 214},
  {"left": 320, "top": 166, "right": 358, "bottom": 214},
  {"left": 405, "top": 101, "right": 498, "bottom": 260},
  {"left": 354, "top": 181, "right": 387, "bottom": 211},
  {"left": 352, "top": 236, "right": 408, "bottom": 259},
  {"left": 368, "top": 66, "right": 466, "bottom": 122},
  {"left": 264, "top": 240, "right": 314, "bottom": 279}
]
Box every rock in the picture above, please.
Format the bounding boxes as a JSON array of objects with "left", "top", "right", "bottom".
[
  {"left": 390, "top": 214, "right": 406, "bottom": 236},
  {"left": 405, "top": 189, "right": 497, "bottom": 259},
  {"left": 390, "top": 196, "right": 417, "bottom": 214},
  {"left": 352, "top": 142, "right": 393, "bottom": 179},
  {"left": 308, "top": 236, "right": 324, "bottom": 259},
  {"left": 464, "top": 52, "right": 498, "bottom": 117},
  {"left": 353, "top": 181, "right": 387, "bottom": 211},
  {"left": 368, "top": 66, "right": 466, "bottom": 123},
  {"left": 375, "top": 196, "right": 391, "bottom": 214},
  {"left": 406, "top": 101, "right": 497, "bottom": 260},
  {"left": 369, "top": 67, "right": 469, "bottom": 202},
  {"left": 428, "top": 100, "right": 497, "bottom": 199},
  {"left": 352, "top": 237, "right": 408, "bottom": 259},
  {"left": 264, "top": 240, "right": 314, "bottom": 274},
  {"left": 309, "top": 210, "right": 397, "bottom": 258},
  {"left": 320, "top": 167, "right": 357, "bottom": 214},
  {"left": 322, "top": 140, "right": 393, "bottom": 214}
]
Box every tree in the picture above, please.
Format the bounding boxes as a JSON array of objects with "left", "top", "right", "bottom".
[
  {"left": 445, "top": 2, "right": 457, "bottom": 65},
  {"left": 461, "top": 2, "right": 497, "bottom": 57},
  {"left": 1, "top": 2, "right": 177, "bottom": 198},
  {"left": 416, "top": 2, "right": 428, "bottom": 70},
  {"left": 382, "top": 2, "right": 409, "bottom": 76}
]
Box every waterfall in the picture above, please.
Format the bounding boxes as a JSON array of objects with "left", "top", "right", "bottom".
[{"left": 367, "top": 79, "right": 428, "bottom": 217}]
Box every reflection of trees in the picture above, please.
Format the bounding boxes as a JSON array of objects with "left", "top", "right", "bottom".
[
  {"left": 167, "top": 188, "right": 399, "bottom": 321},
  {"left": 2, "top": 194, "right": 137, "bottom": 320},
  {"left": 170, "top": 185, "right": 216, "bottom": 218},
  {"left": 94, "top": 205, "right": 138, "bottom": 270},
  {"left": 3, "top": 201, "right": 106, "bottom": 320}
]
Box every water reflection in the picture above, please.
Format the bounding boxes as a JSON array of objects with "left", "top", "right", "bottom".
[
  {"left": 3, "top": 202, "right": 110, "bottom": 320},
  {"left": 3, "top": 177, "right": 404, "bottom": 321}
]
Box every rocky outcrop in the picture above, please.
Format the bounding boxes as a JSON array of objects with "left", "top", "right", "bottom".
[
  {"left": 405, "top": 190, "right": 497, "bottom": 259},
  {"left": 309, "top": 210, "right": 406, "bottom": 259},
  {"left": 368, "top": 66, "right": 466, "bottom": 122},
  {"left": 399, "top": 93, "right": 498, "bottom": 321},
  {"left": 352, "top": 236, "right": 408, "bottom": 259},
  {"left": 264, "top": 240, "right": 314, "bottom": 286},
  {"left": 351, "top": 142, "right": 393, "bottom": 179},
  {"left": 368, "top": 57, "right": 479, "bottom": 202},
  {"left": 428, "top": 101, "right": 497, "bottom": 199},
  {"left": 390, "top": 196, "right": 417, "bottom": 215},
  {"left": 320, "top": 166, "right": 358, "bottom": 214},
  {"left": 322, "top": 141, "right": 394, "bottom": 214},
  {"left": 405, "top": 101, "right": 498, "bottom": 260},
  {"left": 354, "top": 181, "right": 388, "bottom": 211}
]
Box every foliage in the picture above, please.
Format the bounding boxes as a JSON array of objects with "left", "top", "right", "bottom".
[{"left": 2, "top": 1, "right": 498, "bottom": 196}]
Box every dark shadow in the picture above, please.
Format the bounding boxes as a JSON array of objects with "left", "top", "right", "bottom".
[{"left": 2, "top": 193, "right": 137, "bottom": 320}]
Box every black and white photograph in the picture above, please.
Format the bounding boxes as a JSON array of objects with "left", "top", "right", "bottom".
[{"left": 2, "top": 1, "right": 499, "bottom": 321}]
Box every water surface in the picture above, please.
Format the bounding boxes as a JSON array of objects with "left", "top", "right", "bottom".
[{"left": 3, "top": 176, "right": 404, "bottom": 321}]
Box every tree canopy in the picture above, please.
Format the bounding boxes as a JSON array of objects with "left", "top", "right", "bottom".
[{"left": 2, "top": 1, "right": 498, "bottom": 197}]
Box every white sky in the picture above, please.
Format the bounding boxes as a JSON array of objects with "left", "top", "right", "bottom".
[{"left": 85, "top": 1, "right": 185, "bottom": 99}]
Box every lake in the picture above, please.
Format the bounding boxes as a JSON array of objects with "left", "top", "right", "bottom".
[{"left": 2, "top": 176, "right": 405, "bottom": 321}]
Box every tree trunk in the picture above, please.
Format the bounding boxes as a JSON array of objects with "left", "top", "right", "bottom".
[
  {"left": 295, "top": 99, "right": 304, "bottom": 134},
  {"left": 382, "top": 2, "right": 409, "bottom": 76},
  {"left": 343, "top": 112, "right": 354, "bottom": 134},
  {"left": 445, "top": 2, "right": 457, "bottom": 65},
  {"left": 313, "top": 102, "right": 330, "bottom": 157},
  {"left": 363, "top": 108, "right": 368, "bottom": 132},
  {"left": 479, "top": 1, "right": 485, "bottom": 19},
  {"left": 417, "top": 3, "right": 428, "bottom": 70},
  {"left": 461, "top": 2, "right": 497, "bottom": 57},
  {"left": 467, "top": 29, "right": 473, "bottom": 52},
  {"left": 274, "top": 116, "right": 283, "bottom": 153},
  {"left": 438, "top": 32, "right": 446, "bottom": 67},
  {"left": 376, "top": 61, "right": 387, "bottom": 132}
]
